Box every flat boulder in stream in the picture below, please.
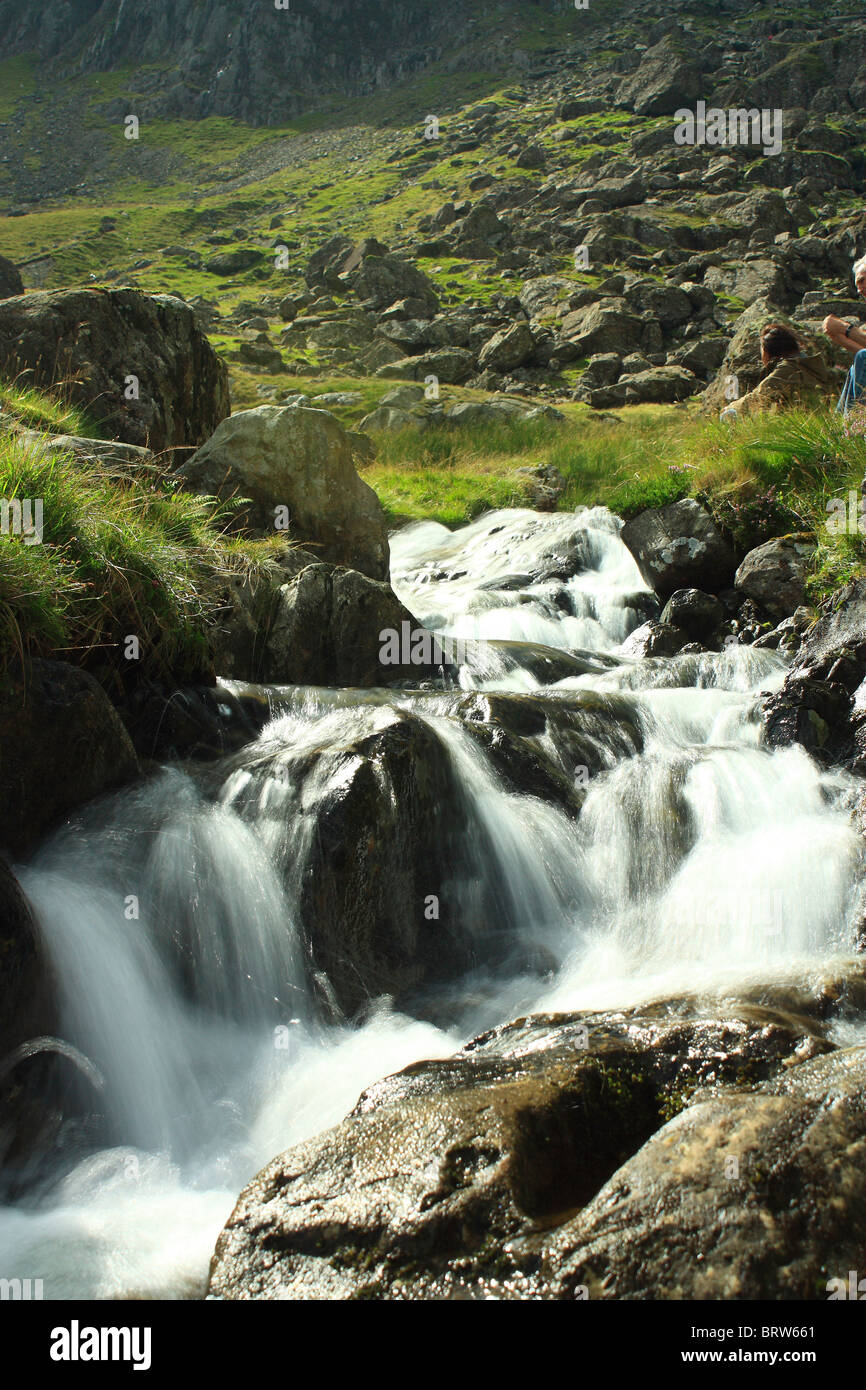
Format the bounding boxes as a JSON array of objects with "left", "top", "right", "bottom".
[
  {"left": 208, "top": 998, "right": 837, "bottom": 1300},
  {"left": 546, "top": 1044, "right": 866, "bottom": 1299}
]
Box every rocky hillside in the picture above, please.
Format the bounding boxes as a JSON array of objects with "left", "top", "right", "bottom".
[{"left": 1, "top": 0, "right": 866, "bottom": 423}]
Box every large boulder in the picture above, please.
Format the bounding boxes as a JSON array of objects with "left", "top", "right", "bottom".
[
  {"left": 560, "top": 299, "right": 644, "bottom": 357},
  {"left": 734, "top": 535, "right": 816, "bottom": 621},
  {"left": 0, "top": 255, "right": 23, "bottom": 300},
  {"left": 624, "top": 281, "right": 693, "bottom": 329},
  {"left": 208, "top": 996, "right": 839, "bottom": 1300},
  {"left": 478, "top": 323, "right": 535, "bottom": 373},
  {"left": 703, "top": 258, "right": 790, "bottom": 309},
  {"left": 343, "top": 243, "right": 439, "bottom": 316},
  {"left": 0, "top": 289, "right": 229, "bottom": 452},
  {"left": 204, "top": 249, "right": 263, "bottom": 275},
  {"left": 615, "top": 32, "right": 703, "bottom": 116},
  {"left": 176, "top": 406, "right": 389, "bottom": 580},
  {"left": 374, "top": 348, "right": 475, "bottom": 385},
  {"left": 0, "top": 661, "right": 140, "bottom": 856},
  {"left": 619, "top": 365, "right": 699, "bottom": 404},
  {"left": 659, "top": 588, "right": 724, "bottom": 641},
  {"left": 621, "top": 499, "right": 737, "bottom": 600}
]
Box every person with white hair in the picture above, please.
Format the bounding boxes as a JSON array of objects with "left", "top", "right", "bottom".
[{"left": 822, "top": 255, "right": 866, "bottom": 412}]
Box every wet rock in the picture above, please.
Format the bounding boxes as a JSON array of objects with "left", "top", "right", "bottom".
[
  {"left": 546, "top": 1045, "right": 866, "bottom": 1299},
  {"left": 621, "top": 499, "right": 737, "bottom": 601},
  {"left": 208, "top": 1000, "right": 832, "bottom": 1300},
  {"left": 761, "top": 580, "right": 866, "bottom": 764},
  {"left": 265, "top": 563, "right": 441, "bottom": 687},
  {"left": 283, "top": 712, "right": 529, "bottom": 1013},
  {"left": 735, "top": 535, "right": 816, "bottom": 621},
  {"left": 0, "top": 860, "right": 54, "bottom": 1057},
  {"left": 0, "top": 288, "right": 229, "bottom": 452},
  {"left": 176, "top": 406, "right": 389, "bottom": 580},
  {"left": 659, "top": 589, "right": 724, "bottom": 640},
  {"left": 0, "top": 661, "right": 140, "bottom": 857},
  {"left": 620, "top": 620, "right": 689, "bottom": 658}
]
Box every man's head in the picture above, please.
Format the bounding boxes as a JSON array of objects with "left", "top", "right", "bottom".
[
  {"left": 854, "top": 254, "right": 866, "bottom": 299},
  {"left": 760, "top": 323, "right": 802, "bottom": 367}
]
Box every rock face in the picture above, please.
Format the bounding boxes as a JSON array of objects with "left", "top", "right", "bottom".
[
  {"left": 621, "top": 499, "right": 737, "bottom": 601},
  {"left": 208, "top": 991, "right": 846, "bottom": 1300},
  {"left": 0, "top": 289, "right": 229, "bottom": 452},
  {"left": 177, "top": 406, "right": 390, "bottom": 580},
  {"left": 735, "top": 535, "right": 816, "bottom": 621},
  {"left": 0, "top": 255, "right": 23, "bottom": 299},
  {"left": 0, "top": 661, "right": 140, "bottom": 856}
]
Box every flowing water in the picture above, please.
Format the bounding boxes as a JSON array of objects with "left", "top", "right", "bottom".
[{"left": 1, "top": 506, "right": 863, "bottom": 1298}]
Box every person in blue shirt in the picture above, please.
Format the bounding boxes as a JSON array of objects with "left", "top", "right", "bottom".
[{"left": 823, "top": 255, "right": 866, "bottom": 414}]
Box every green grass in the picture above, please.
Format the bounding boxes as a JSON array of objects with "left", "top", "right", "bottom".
[
  {"left": 0, "top": 379, "right": 96, "bottom": 437},
  {"left": 361, "top": 401, "right": 866, "bottom": 600},
  {"left": 0, "top": 413, "right": 277, "bottom": 684}
]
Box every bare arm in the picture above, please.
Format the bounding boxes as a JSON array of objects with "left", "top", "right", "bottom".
[{"left": 823, "top": 314, "right": 866, "bottom": 353}]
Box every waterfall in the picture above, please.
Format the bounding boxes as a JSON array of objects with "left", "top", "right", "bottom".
[{"left": 1, "top": 504, "right": 862, "bottom": 1298}]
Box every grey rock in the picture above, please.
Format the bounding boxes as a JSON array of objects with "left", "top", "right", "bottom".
[
  {"left": 0, "top": 289, "right": 228, "bottom": 453},
  {"left": 622, "top": 499, "right": 737, "bottom": 600},
  {"left": 177, "top": 406, "right": 389, "bottom": 579},
  {"left": 735, "top": 536, "right": 816, "bottom": 621}
]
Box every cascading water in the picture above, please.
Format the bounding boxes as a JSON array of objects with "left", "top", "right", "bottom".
[{"left": 1, "top": 504, "right": 862, "bottom": 1298}]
